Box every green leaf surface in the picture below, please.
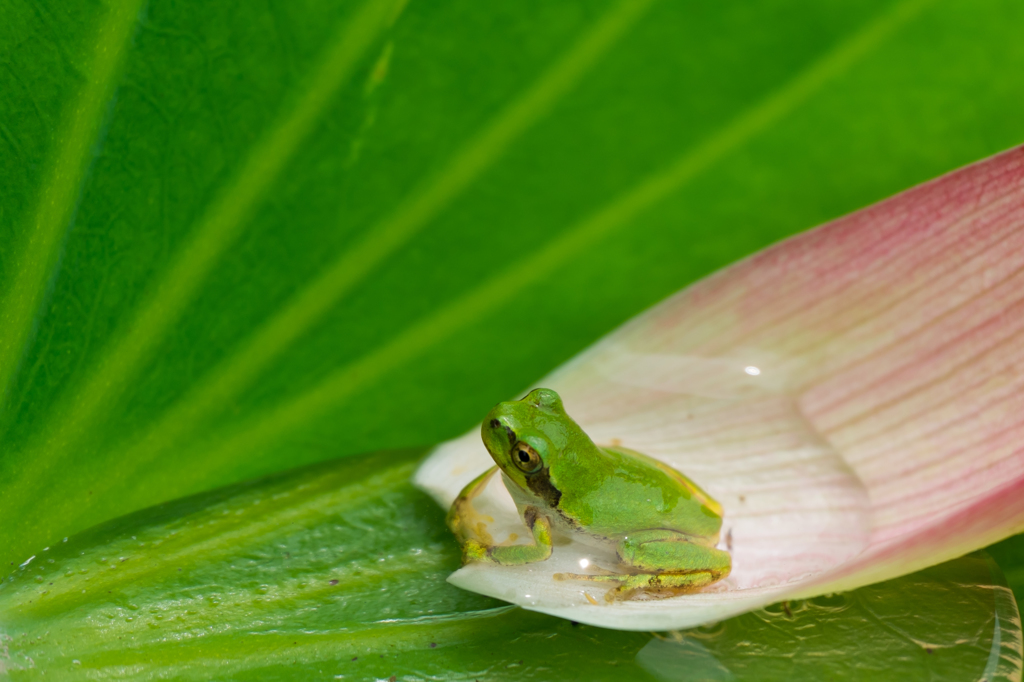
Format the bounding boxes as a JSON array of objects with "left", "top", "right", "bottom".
[
  {"left": 989, "top": 535, "right": 1024, "bottom": 607},
  {"left": 2, "top": 451, "right": 1020, "bottom": 681},
  {"left": 3, "top": 0, "right": 1024, "bottom": 609}
]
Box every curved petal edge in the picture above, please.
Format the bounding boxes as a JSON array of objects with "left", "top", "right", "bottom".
[{"left": 415, "top": 145, "right": 1024, "bottom": 630}]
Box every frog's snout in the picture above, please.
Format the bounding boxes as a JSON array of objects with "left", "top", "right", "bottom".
[
  {"left": 487, "top": 416, "right": 516, "bottom": 446},
  {"left": 481, "top": 413, "right": 517, "bottom": 462}
]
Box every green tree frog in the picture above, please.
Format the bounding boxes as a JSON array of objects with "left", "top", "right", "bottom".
[{"left": 447, "top": 388, "right": 731, "bottom": 600}]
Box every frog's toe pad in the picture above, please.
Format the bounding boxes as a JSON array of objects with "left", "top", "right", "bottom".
[{"left": 461, "top": 540, "right": 491, "bottom": 564}]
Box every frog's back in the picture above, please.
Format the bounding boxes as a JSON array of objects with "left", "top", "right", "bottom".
[{"left": 553, "top": 446, "right": 723, "bottom": 542}]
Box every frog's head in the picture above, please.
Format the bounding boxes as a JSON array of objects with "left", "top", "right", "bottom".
[{"left": 480, "top": 388, "right": 580, "bottom": 503}]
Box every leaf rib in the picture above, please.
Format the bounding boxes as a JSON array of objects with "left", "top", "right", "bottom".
[
  {"left": 0, "top": 0, "right": 144, "bottom": 415},
  {"left": 173, "top": 0, "right": 934, "bottom": 486},
  {"left": 12, "top": 462, "right": 416, "bottom": 619},
  {"left": 2, "top": 0, "right": 399, "bottom": 542},
  {"left": 100, "top": 0, "right": 658, "bottom": 501},
  {"left": 69, "top": 608, "right": 517, "bottom": 678}
]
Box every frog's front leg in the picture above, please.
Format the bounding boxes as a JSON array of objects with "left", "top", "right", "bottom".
[
  {"left": 447, "top": 466, "right": 553, "bottom": 566},
  {"left": 556, "top": 529, "right": 730, "bottom": 600}
]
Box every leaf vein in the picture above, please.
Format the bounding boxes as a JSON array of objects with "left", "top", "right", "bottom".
[
  {"left": 0, "top": 0, "right": 145, "bottom": 415},
  {"left": 180, "top": 0, "right": 935, "bottom": 478}
]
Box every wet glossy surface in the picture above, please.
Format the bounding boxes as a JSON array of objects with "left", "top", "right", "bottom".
[
  {"left": 1, "top": 451, "right": 1018, "bottom": 680},
  {"left": 425, "top": 355, "right": 870, "bottom": 628}
]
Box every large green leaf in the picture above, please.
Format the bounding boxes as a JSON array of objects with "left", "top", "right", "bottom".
[
  {"left": 989, "top": 534, "right": 1024, "bottom": 607},
  {"left": 3, "top": 0, "right": 1024, "bottom": 582},
  {"left": 1, "top": 451, "right": 1019, "bottom": 680}
]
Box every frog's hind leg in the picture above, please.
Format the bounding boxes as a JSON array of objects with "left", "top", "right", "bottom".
[
  {"left": 555, "top": 529, "right": 731, "bottom": 601},
  {"left": 555, "top": 571, "right": 723, "bottom": 601}
]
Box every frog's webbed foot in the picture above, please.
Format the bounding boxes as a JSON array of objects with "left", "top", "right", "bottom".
[{"left": 447, "top": 468, "right": 553, "bottom": 566}]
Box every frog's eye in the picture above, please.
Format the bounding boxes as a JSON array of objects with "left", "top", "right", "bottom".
[{"left": 511, "top": 442, "right": 542, "bottom": 473}]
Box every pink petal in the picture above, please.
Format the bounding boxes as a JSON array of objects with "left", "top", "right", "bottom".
[{"left": 416, "top": 145, "right": 1024, "bottom": 629}]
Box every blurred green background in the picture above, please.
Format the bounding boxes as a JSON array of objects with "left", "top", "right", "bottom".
[{"left": 2, "top": 0, "right": 1024, "bottom": 678}]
